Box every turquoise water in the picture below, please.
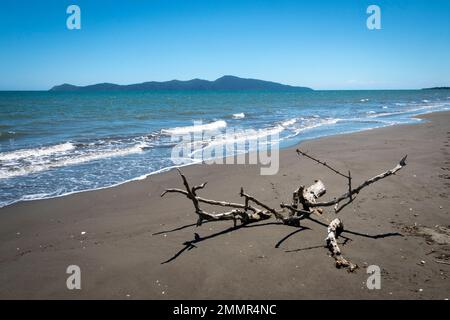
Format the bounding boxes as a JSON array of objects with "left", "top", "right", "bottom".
[{"left": 0, "top": 90, "right": 449, "bottom": 207}]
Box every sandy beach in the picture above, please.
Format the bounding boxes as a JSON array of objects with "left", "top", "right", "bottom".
[{"left": 0, "top": 111, "right": 449, "bottom": 299}]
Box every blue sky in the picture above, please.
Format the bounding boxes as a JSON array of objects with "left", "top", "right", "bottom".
[{"left": 0, "top": 0, "right": 449, "bottom": 90}]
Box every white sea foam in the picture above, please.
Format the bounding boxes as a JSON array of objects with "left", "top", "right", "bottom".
[
  {"left": 293, "top": 118, "right": 341, "bottom": 134},
  {"left": 367, "top": 110, "right": 404, "bottom": 118},
  {"left": 0, "top": 142, "right": 75, "bottom": 161},
  {"left": 0, "top": 142, "right": 149, "bottom": 179},
  {"left": 364, "top": 101, "right": 449, "bottom": 120},
  {"left": 181, "top": 123, "right": 285, "bottom": 158},
  {"left": 207, "top": 125, "right": 285, "bottom": 147},
  {"left": 161, "top": 120, "right": 227, "bottom": 135},
  {"left": 360, "top": 98, "right": 369, "bottom": 102},
  {"left": 0, "top": 161, "right": 199, "bottom": 208},
  {"left": 404, "top": 103, "right": 448, "bottom": 114},
  {"left": 280, "top": 118, "right": 297, "bottom": 127},
  {"left": 232, "top": 113, "right": 245, "bottom": 119},
  {"left": 236, "top": 126, "right": 284, "bottom": 142}
]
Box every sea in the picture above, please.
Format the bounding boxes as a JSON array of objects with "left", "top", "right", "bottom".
[{"left": 1, "top": 89, "right": 449, "bottom": 208}]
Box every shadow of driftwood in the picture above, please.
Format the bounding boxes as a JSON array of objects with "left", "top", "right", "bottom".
[
  {"left": 152, "top": 222, "right": 206, "bottom": 235},
  {"left": 306, "top": 216, "right": 403, "bottom": 240},
  {"left": 275, "top": 226, "right": 310, "bottom": 248},
  {"left": 284, "top": 238, "right": 351, "bottom": 253},
  {"left": 158, "top": 216, "right": 402, "bottom": 264},
  {"left": 159, "top": 221, "right": 305, "bottom": 264},
  {"left": 161, "top": 224, "right": 243, "bottom": 264},
  {"left": 342, "top": 229, "right": 402, "bottom": 239},
  {"left": 285, "top": 244, "right": 325, "bottom": 253}
]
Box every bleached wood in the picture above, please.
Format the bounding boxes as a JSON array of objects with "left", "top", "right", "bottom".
[
  {"left": 161, "top": 152, "right": 407, "bottom": 272},
  {"left": 326, "top": 218, "right": 357, "bottom": 272},
  {"left": 303, "top": 180, "right": 326, "bottom": 204},
  {"left": 308, "top": 155, "right": 407, "bottom": 208}
]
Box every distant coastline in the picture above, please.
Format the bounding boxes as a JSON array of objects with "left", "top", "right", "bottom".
[
  {"left": 49, "top": 75, "right": 313, "bottom": 92},
  {"left": 422, "top": 87, "right": 450, "bottom": 90}
]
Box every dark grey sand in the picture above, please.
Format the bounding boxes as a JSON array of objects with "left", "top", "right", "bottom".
[{"left": 0, "top": 111, "right": 449, "bottom": 299}]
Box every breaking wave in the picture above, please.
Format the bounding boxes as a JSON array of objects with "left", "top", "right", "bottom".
[
  {"left": 0, "top": 141, "right": 149, "bottom": 179},
  {"left": 0, "top": 142, "right": 75, "bottom": 161},
  {"left": 232, "top": 113, "right": 245, "bottom": 119},
  {"left": 161, "top": 120, "right": 227, "bottom": 135}
]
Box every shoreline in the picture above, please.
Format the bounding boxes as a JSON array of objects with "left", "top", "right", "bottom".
[
  {"left": 0, "top": 111, "right": 449, "bottom": 299},
  {"left": 0, "top": 109, "right": 442, "bottom": 210}
]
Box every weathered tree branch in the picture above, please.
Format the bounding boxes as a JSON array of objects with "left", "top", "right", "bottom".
[
  {"left": 296, "top": 148, "right": 349, "bottom": 178},
  {"left": 305, "top": 155, "right": 407, "bottom": 209},
  {"left": 326, "top": 218, "right": 358, "bottom": 271},
  {"left": 162, "top": 188, "right": 253, "bottom": 211},
  {"left": 161, "top": 169, "right": 294, "bottom": 227},
  {"left": 161, "top": 151, "right": 407, "bottom": 272}
]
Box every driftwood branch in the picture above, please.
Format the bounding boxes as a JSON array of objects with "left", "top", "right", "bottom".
[
  {"left": 161, "top": 169, "right": 301, "bottom": 227},
  {"left": 326, "top": 218, "right": 357, "bottom": 271},
  {"left": 296, "top": 148, "right": 349, "bottom": 178},
  {"left": 161, "top": 151, "right": 407, "bottom": 272},
  {"left": 304, "top": 155, "right": 408, "bottom": 210}
]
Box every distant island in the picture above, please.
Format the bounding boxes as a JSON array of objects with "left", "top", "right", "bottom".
[
  {"left": 422, "top": 87, "right": 450, "bottom": 90},
  {"left": 49, "top": 75, "right": 313, "bottom": 92}
]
